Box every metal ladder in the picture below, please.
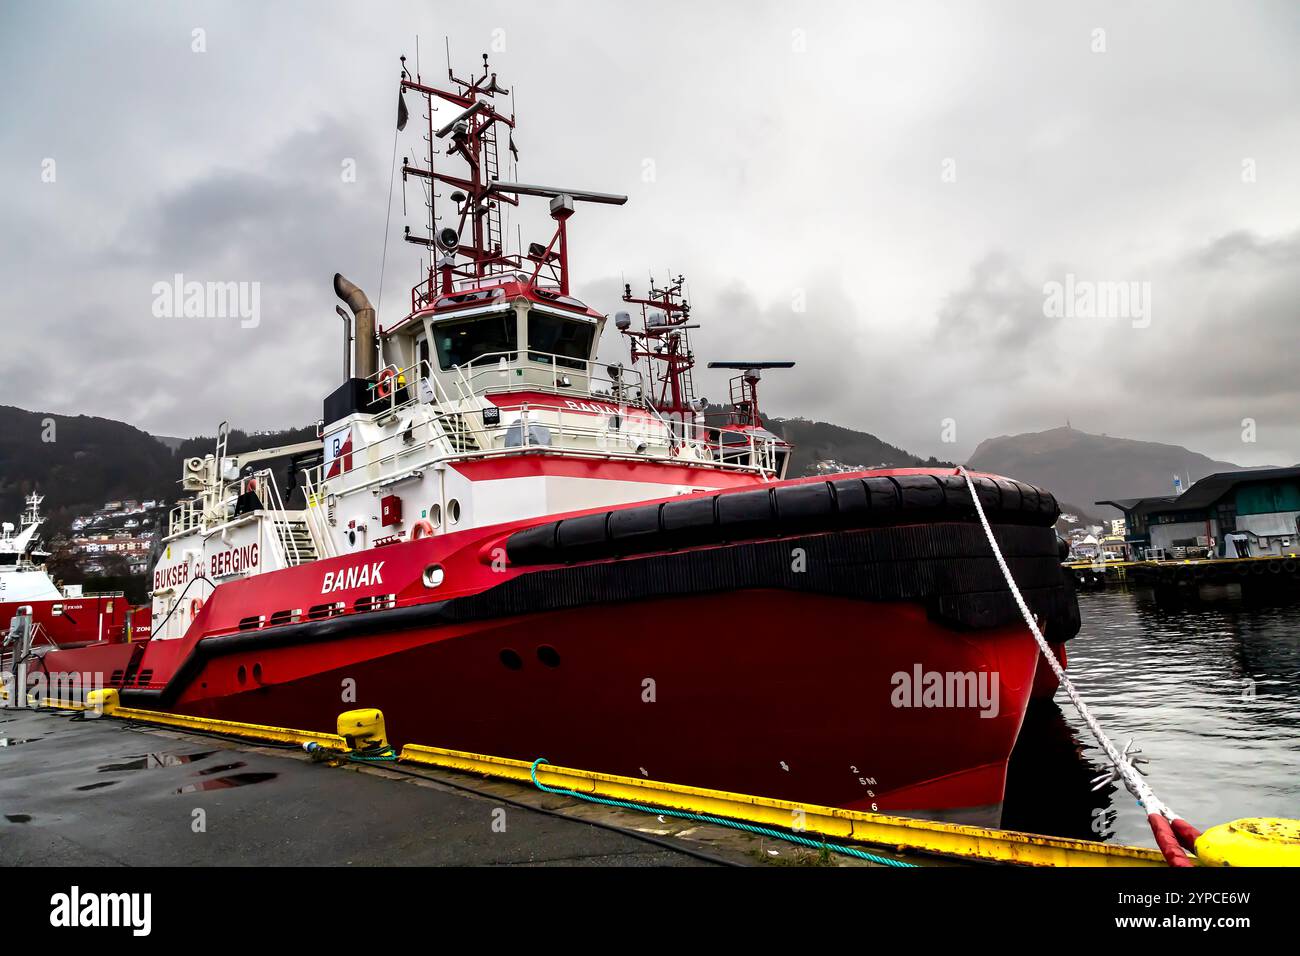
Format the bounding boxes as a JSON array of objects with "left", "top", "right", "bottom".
[
  {"left": 481, "top": 121, "right": 503, "bottom": 265},
  {"left": 274, "top": 518, "right": 319, "bottom": 567},
  {"left": 298, "top": 470, "right": 338, "bottom": 560},
  {"left": 255, "top": 468, "right": 319, "bottom": 567},
  {"left": 441, "top": 412, "right": 481, "bottom": 453}
]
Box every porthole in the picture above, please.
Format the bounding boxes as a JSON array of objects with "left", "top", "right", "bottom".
[
  {"left": 448, "top": 499, "right": 462, "bottom": 524},
  {"left": 252, "top": 663, "right": 263, "bottom": 683},
  {"left": 423, "top": 564, "right": 445, "bottom": 588},
  {"left": 236, "top": 664, "right": 248, "bottom": 685},
  {"left": 499, "top": 649, "right": 523, "bottom": 670},
  {"left": 430, "top": 504, "right": 442, "bottom": 528},
  {"left": 537, "top": 645, "right": 561, "bottom": 668}
]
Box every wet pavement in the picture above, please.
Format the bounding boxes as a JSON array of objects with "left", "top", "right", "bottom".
[
  {"left": 0, "top": 708, "right": 726, "bottom": 866},
  {"left": 0, "top": 707, "right": 910, "bottom": 867}
]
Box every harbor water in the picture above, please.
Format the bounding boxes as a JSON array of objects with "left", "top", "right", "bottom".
[{"left": 1004, "top": 588, "right": 1300, "bottom": 846}]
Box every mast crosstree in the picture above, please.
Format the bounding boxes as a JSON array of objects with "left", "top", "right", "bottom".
[{"left": 397, "top": 51, "right": 625, "bottom": 313}]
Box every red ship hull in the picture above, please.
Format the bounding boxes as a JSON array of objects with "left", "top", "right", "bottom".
[
  {"left": 40, "top": 588, "right": 1049, "bottom": 820},
  {"left": 174, "top": 594, "right": 1041, "bottom": 818},
  {"left": 0, "top": 594, "right": 144, "bottom": 649}
]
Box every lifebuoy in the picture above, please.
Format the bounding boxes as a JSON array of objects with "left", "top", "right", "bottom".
[
  {"left": 190, "top": 597, "right": 204, "bottom": 619},
  {"left": 409, "top": 519, "right": 435, "bottom": 541},
  {"left": 376, "top": 367, "right": 396, "bottom": 400}
]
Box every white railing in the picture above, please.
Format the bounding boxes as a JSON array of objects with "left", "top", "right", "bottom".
[
  {"left": 299, "top": 469, "right": 338, "bottom": 560},
  {"left": 251, "top": 468, "right": 302, "bottom": 567},
  {"left": 364, "top": 358, "right": 461, "bottom": 418},
  {"left": 448, "top": 349, "right": 647, "bottom": 407},
  {"left": 362, "top": 352, "right": 762, "bottom": 463},
  {"left": 166, "top": 467, "right": 320, "bottom": 568},
  {"left": 305, "top": 397, "right": 780, "bottom": 497},
  {"left": 168, "top": 498, "right": 205, "bottom": 537},
  {"left": 356, "top": 352, "right": 649, "bottom": 414},
  {"left": 357, "top": 355, "right": 675, "bottom": 460},
  {"left": 292, "top": 350, "right": 784, "bottom": 512}
]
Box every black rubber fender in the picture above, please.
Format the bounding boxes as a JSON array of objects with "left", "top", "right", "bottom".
[{"left": 506, "top": 471, "right": 1064, "bottom": 567}]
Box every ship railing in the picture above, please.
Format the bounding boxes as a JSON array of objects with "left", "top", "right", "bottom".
[
  {"left": 361, "top": 355, "right": 663, "bottom": 459},
  {"left": 361, "top": 359, "right": 480, "bottom": 455},
  {"left": 168, "top": 498, "right": 206, "bottom": 538},
  {"left": 302, "top": 413, "right": 452, "bottom": 501},
  {"left": 248, "top": 467, "right": 307, "bottom": 568},
  {"left": 363, "top": 358, "right": 461, "bottom": 420},
  {"left": 410, "top": 272, "right": 555, "bottom": 312},
  {"left": 411, "top": 274, "right": 504, "bottom": 312},
  {"left": 298, "top": 469, "right": 338, "bottom": 560},
  {"left": 362, "top": 352, "right": 652, "bottom": 419},
  {"left": 305, "top": 395, "right": 781, "bottom": 501},
  {"left": 446, "top": 350, "right": 718, "bottom": 465},
  {"left": 449, "top": 349, "right": 649, "bottom": 410},
  {"left": 29, "top": 621, "right": 58, "bottom": 649}
]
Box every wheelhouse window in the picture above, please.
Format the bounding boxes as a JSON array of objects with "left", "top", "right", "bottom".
[
  {"left": 527, "top": 311, "right": 594, "bottom": 369},
  {"left": 434, "top": 312, "right": 517, "bottom": 370}
]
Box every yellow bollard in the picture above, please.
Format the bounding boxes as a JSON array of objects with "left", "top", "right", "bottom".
[
  {"left": 1195, "top": 818, "right": 1300, "bottom": 866},
  {"left": 336, "top": 708, "right": 387, "bottom": 751},
  {"left": 86, "top": 688, "right": 120, "bottom": 716}
]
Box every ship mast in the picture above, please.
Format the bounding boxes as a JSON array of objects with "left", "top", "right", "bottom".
[
  {"left": 21, "top": 492, "right": 44, "bottom": 530},
  {"left": 399, "top": 52, "right": 520, "bottom": 309},
  {"left": 397, "top": 51, "right": 626, "bottom": 314},
  {"left": 619, "top": 275, "right": 700, "bottom": 421}
]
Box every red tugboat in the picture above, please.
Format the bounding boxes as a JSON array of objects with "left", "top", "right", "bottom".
[
  {"left": 36, "top": 54, "right": 1076, "bottom": 823},
  {"left": 0, "top": 493, "right": 148, "bottom": 649}
]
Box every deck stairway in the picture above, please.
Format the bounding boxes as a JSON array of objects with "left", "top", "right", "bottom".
[
  {"left": 442, "top": 413, "right": 482, "bottom": 453},
  {"left": 274, "top": 518, "right": 319, "bottom": 567}
]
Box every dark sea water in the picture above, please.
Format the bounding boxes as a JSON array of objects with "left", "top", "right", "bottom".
[{"left": 1002, "top": 588, "right": 1300, "bottom": 847}]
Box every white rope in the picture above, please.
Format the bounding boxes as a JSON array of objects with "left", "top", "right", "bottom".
[{"left": 955, "top": 466, "right": 1181, "bottom": 823}]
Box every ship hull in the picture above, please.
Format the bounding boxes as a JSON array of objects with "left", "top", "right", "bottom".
[
  {"left": 34, "top": 472, "right": 1079, "bottom": 820},
  {"left": 168, "top": 592, "right": 1039, "bottom": 819},
  {"left": 0, "top": 594, "right": 139, "bottom": 648}
]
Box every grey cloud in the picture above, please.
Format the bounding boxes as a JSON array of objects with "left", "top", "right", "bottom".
[{"left": 1, "top": 0, "right": 1296, "bottom": 466}]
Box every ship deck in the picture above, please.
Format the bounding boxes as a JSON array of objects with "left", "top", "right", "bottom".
[{"left": 0, "top": 708, "right": 913, "bottom": 867}]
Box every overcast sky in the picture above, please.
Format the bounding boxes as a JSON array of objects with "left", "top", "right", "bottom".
[{"left": 2, "top": 0, "right": 1297, "bottom": 465}]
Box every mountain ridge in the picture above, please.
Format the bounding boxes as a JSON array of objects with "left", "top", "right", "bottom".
[
  {"left": 966, "top": 425, "right": 1280, "bottom": 519},
  {"left": 1, "top": 404, "right": 1280, "bottom": 531}
]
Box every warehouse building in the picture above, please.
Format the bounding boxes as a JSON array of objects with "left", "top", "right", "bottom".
[{"left": 1098, "top": 467, "right": 1300, "bottom": 559}]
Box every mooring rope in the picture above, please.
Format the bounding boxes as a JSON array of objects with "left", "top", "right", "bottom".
[
  {"left": 345, "top": 745, "right": 400, "bottom": 764},
  {"left": 527, "top": 758, "right": 917, "bottom": 868},
  {"left": 956, "top": 466, "right": 1200, "bottom": 866}
]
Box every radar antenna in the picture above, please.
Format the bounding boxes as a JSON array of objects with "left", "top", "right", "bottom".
[{"left": 706, "top": 361, "right": 795, "bottom": 427}]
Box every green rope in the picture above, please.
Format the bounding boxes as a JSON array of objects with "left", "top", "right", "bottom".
[
  {"left": 528, "top": 758, "right": 917, "bottom": 868},
  {"left": 347, "top": 745, "right": 399, "bottom": 763}
]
